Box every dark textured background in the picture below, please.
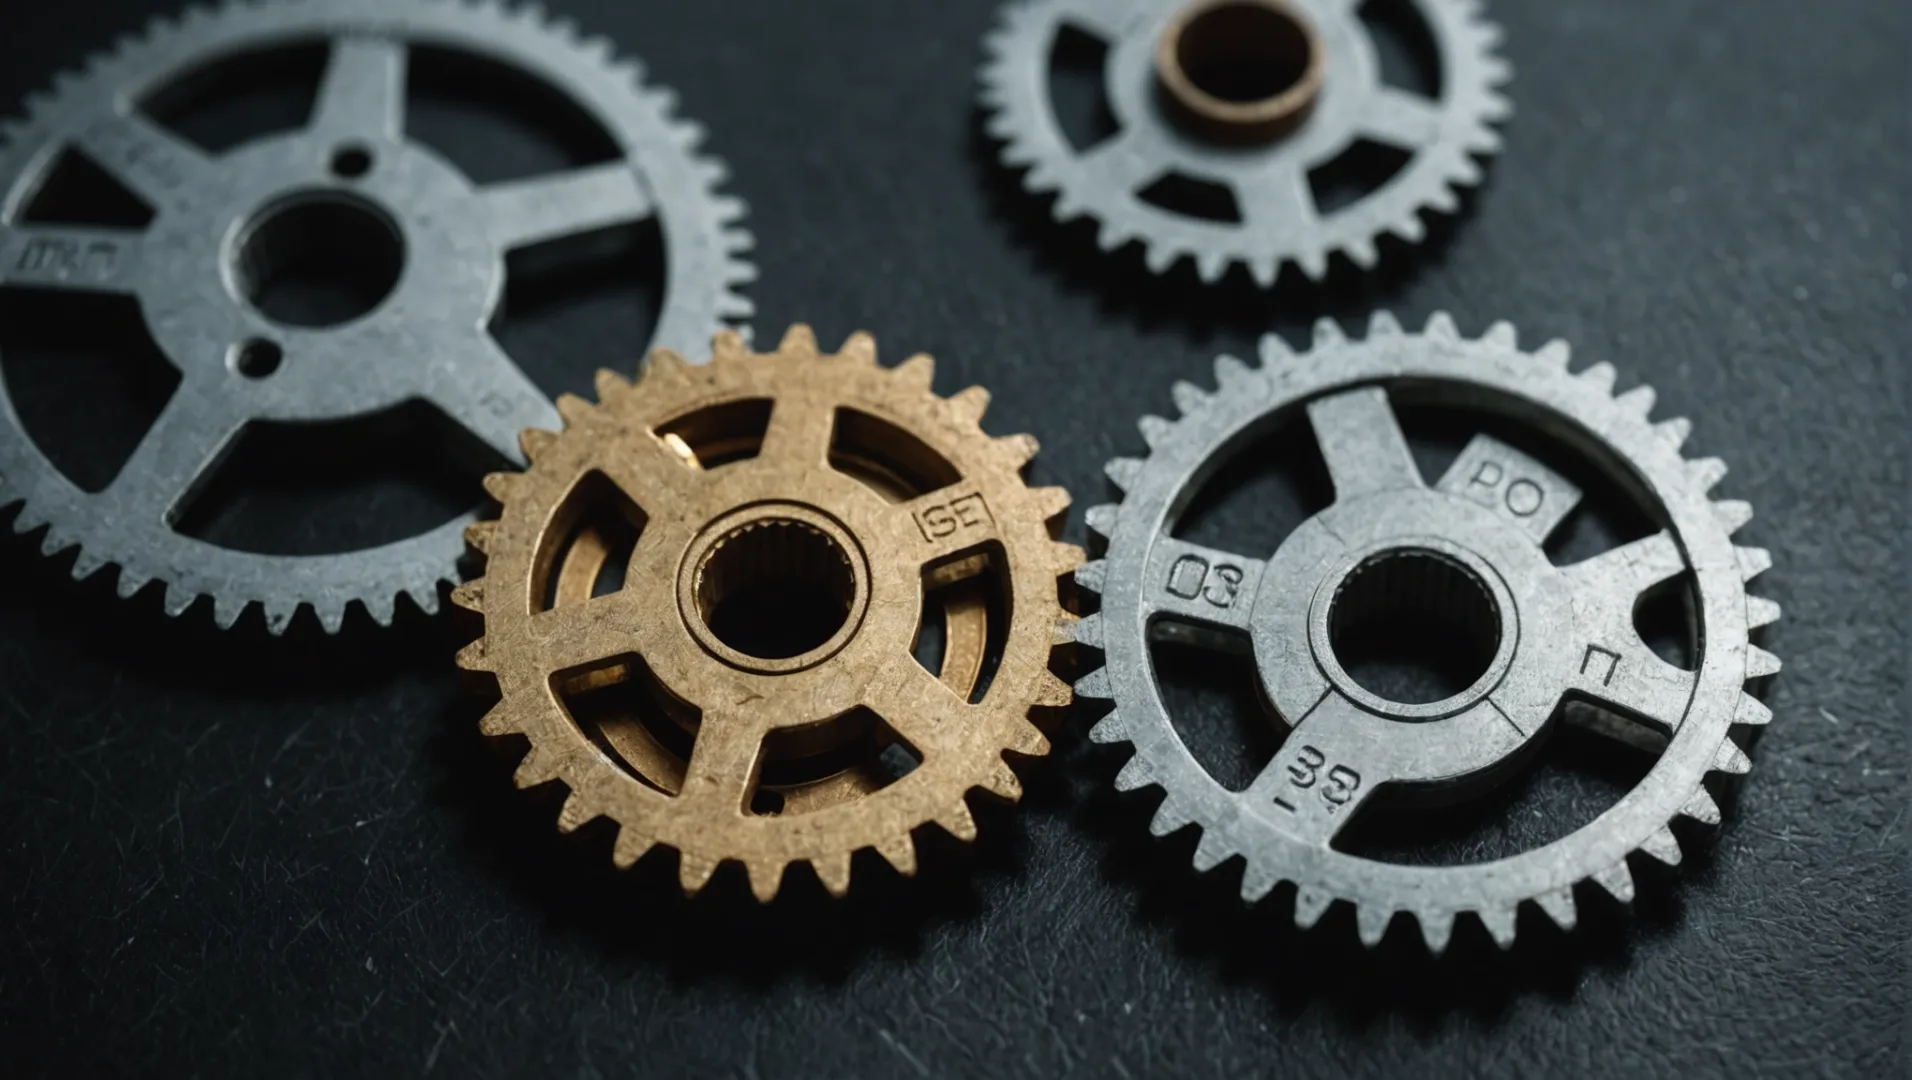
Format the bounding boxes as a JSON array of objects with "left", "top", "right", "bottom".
[{"left": 1, "top": 0, "right": 1906, "bottom": 1076}]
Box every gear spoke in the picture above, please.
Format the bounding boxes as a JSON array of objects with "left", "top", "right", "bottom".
[
  {"left": 865, "top": 654, "right": 968, "bottom": 760},
  {"left": 0, "top": 225, "right": 144, "bottom": 293},
  {"left": 309, "top": 35, "right": 407, "bottom": 141},
  {"left": 1434, "top": 433, "right": 1584, "bottom": 544},
  {"left": 422, "top": 334, "right": 561, "bottom": 466},
  {"left": 1358, "top": 87, "right": 1445, "bottom": 151},
  {"left": 1306, "top": 386, "right": 1423, "bottom": 501},
  {"left": 757, "top": 391, "right": 837, "bottom": 466},
  {"left": 1244, "top": 696, "right": 1383, "bottom": 847},
  {"left": 894, "top": 486, "right": 1006, "bottom": 569},
  {"left": 523, "top": 588, "right": 650, "bottom": 674},
  {"left": 104, "top": 381, "right": 250, "bottom": 525},
  {"left": 1559, "top": 531, "right": 1699, "bottom": 734},
  {"left": 1143, "top": 535, "right": 1264, "bottom": 639},
  {"left": 677, "top": 707, "right": 769, "bottom": 813},
  {"left": 70, "top": 110, "right": 216, "bottom": 213},
  {"left": 1240, "top": 166, "right": 1319, "bottom": 237},
  {"left": 479, "top": 162, "right": 654, "bottom": 253},
  {"left": 1080, "top": 128, "right": 1167, "bottom": 193}
]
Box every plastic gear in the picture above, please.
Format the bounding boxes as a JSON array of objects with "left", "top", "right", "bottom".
[
  {"left": 456, "top": 325, "right": 1082, "bottom": 900},
  {"left": 979, "top": 0, "right": 1510, "bottom": 282},
  {"left": 1073, "top": 312, "right": 1780, "bottom": 950},
  {"left": 0, "top": 0, "right": 754, "bottom": 633}
]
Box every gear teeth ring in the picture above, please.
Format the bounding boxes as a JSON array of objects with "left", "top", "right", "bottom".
[
  {"left": 1075, "top": 312, "right": 1777, "bottom": 951},
  {"left": 0, "top": 0, "right": 753, "bottom": 633},
  {"left": 979, "top": 0, "right": 1511, "bottom": 283},
  {"left": 459, "top": 325, "right": 1081, "bottom": 900}
]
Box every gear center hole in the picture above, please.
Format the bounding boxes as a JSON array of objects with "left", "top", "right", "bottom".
[
  {"left": 234, "top": 191, "right": 404, "bottom": 328},
  {"left": 1327, "top": 548, "right": 1501, "bottom": 708},
  {"left": 696, "top": 518, "right": 857, "bottom": 662},
  {"left": 1159, "top": 0, "right": 1324, "bottom": 140}
]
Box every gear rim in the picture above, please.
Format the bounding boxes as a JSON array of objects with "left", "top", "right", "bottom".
[
  {"left": 0, "top": 0, "right": 756, "bottom": 633},
  {"left": 979, "top": 0, "right": 1511, "bottom": 283},
  {"left": 456, "top": 325, "right": 1082, "bottom": 901},
  {"left": 1073, "top": 312, "right": 1780, "bottom": 951}
]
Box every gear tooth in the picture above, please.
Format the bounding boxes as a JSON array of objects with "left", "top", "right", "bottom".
[
  {"left": 648, "top": 345, "right": 695, "bottom": 376},
  {"left": 1734, "top": 692, "right": 1773, "bottom": 728},
  {"left": 1577, "top": 361, "right": 1618, "bottom": 393},
  {"left": 1084, "top": 503, "right": 1120, "bottom": 539},
  {"left": 1311, "top": 317, "right": 1346, "bottom": 348},
  {"left": 1476, "top": 905, "right": 1518, "bottom": 949},
  {"left": 481, "top": 471, "right": 522, "bottom": 503},
  {"left": 555, "top": 790, "right": 595, "bottom": 834},
  {"left": 115, "top": 569, "right": 152, "bottom": 599},
  {"left": 211, "top": 595, "right": 247, "bottom": 630},
  {"left": 611, "top": 828, "right": 653, "bottom": 870},
  {"left": 1030, "top": 485, "right": 1070, "bottom": 522},
  {"left": 1713, "top": 740, "right": 1753, "bottom": 776},
  {"left": 1292, "top": 887, "right": 1332, "bottom": 930},
  {"left": 1593, "top": 861, "right": 1635, "bottom": 903},
  {"left": 1392, "top": 213, "right": 1428, "bottom": 243},
  {"left": 1104, "top": 457, "right": 1146, "bottom": 491},
  {"left": 1258, "top": 332, "right": 1296, "bottom": 367},
  {"left": 1297, "top": 248, "right": 1329, "bottom": 280},
  {"left": 705, "top": 330, "right": 747, "bottom": 363},
  {"left": 939, "top": 801, "right": 979, "bottom": 842},
  {"left": 1190, "top": 829, "right": 1233, "bottom": 871},
  {"left": 1746, "top": 595, "right": 1781, "bottom": 629},
  {"left": 316, "top": 603, "right": 347, "bottom": 635},
  {"left": 745, "top": 859, "right": 785, "bottom": 903},
  {"left": 1213, "top": 353, "right": 1253, "bottom": 389},
  {"left": 949, "top": 385, "right": 991, "bottom": 425},
  {"left": 1482, "top": 320, "right": 1519, "bottom": 349},
  {"left": 1075, "top": 558, "right": 1107, "bottom": 594},
  {"left": 1367, "top": 311, "right": 1404, "bottom": 338},
  {"left": 1146, "top": 799, "right": 1188, "bottom": 836},
  {"left": 1655, "top": 416, "right": 1693, "bottom": 449},
  {"left": 1356, "top": 905, "right": 1393, "bottom": 948},
  {"left": 1113, "top": 755, "right": 1154, "bottom": 792},
  {"left": 464, "top": 520, "right": 499, "bottom": 555},
  {"left": 1143, "top": 242, "right": 1180, "bottom": 274},
  {"left": 1050, "top": 540, "right": 1085, "bottom": 575},
  {"left": 1615, "top": 384, "right": 1657, "bottom": 416},
  {"left": 835, "top": 330, "right": 876, "bottom": 365},
  {"left": 1687, "top": 457, "right": 1728, "bottom": 493},
  {"left": 876, "top": 834, "right": 917, "bottom": 876},
  {"left": 1424, "top": 311, "right": 1460, "bottom": 341},
  {"left": 259, "top": 598, "right": 297, "bottom": 635},
  {"left": 1639, "top": 824, "right": 1683, "bottom": 865},
  {"left": 1534, "top": 338, "right": 1572, "bottom": 370},
  {"left": 1073, "top": 611, "right": 1104, "bottom": 649},
  {"left": 1746, "top": 645, "right": 1782, "bottom": 679},
  {"left": 518, "top": 428, "right": 559, "bottom": 461},
  {"left": 1238, "top": 857, "right": 1280, "bottom": 903},
  {"left": 161, "top": 582, "right": 196, "bottom": 617},
  {"left": 1735, "top": 545, "right": 1772, "bottom": 582},
  {"left": 38, "top": 528, "right": 74, "bottom": 558},
  {"left": 678, "top": 852, "right": 719, "bottom": 895},
  {"left": 776, "top": 323, "right": 818, "bottom": 357},
  {"left": 895, "top": 352, "right": 935, "bottom": 388},
  {"left": 1009, "top": 720, "right": 1050, "bottom": 757},
  {"left": 1534, "top": 888, "right": 1578, "bottom": 931},
  {"left": 1170, "top": 381, "right": 1208, "bottom": 417},
  {"left": 449, "top": 579, "right": 485, "bottom": 614},
  {"left": 456, "top": 638, "right": 491, "bottom": 673},
  {"left": 1248, "top": 255, "right": 1278, "bottom": 288},
  {"left": 68, "top": 548, "right": 105, "bottom": 580},
  {"left": 1680, "top": 786, "right": 1723, "bottom": 826},
  {"left": 983, "top": 759, "right": 1025, "bottom": 800},
  {"left": 1050, "top": 612, "right": 1079, "bottom": 649},
  {"left": 1136, "top": 414, "right": 1173, "bottom": 448},
  {"left": 1088, "top": 710, "right": 1127, "bottom": 745},
  {"left": 474, "top": 703, "right": 510, "bottom": 739},
  {"left": 1426, "top": 184, "right": 1461, "bottom": 214},
  {"left": 11, "top": 504, "right": 48, "bottom": 534},
  {"left": 370, "top": 591, "right": 402, "bottom": 627},
  {"left": 554, "top": 392, "right": 592, "bottom": 425},
  {"left": 1094, "top": 219, "right": 1129, "bottom": 251},
  {"left": 1418, "top": 909, "right": 1456, "bottom": 954},
  {"left": 1031, "top": 669, "right": 1072, "bottom": 710},
  {"left": 999, "top": 432, "right": 1041, "bottom": 467},
  {"left": 812, "top": 851, "right": 853, "bottom": 898},
  {"left": 717, "top": 293, "right": 755, "bottom": 321},
  {"left": 1344, "top": 236, "right": 1379, "bottom": 270},
  {"left": 513, "top": 746, "right": 559, "bottom": 789},
  {"left": 1076, "top": 667, "right": 1113, "bottom": 701},
  {"left": 408, "top": 585, "right": 442, "bottom": 618},
  {"left": 1713, "top": 499, "right": 1755, "bottom": 534}
]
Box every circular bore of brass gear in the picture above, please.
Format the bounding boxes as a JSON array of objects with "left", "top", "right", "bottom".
[{"left": 455, "top": 325, "right": 1082, "bottom": 901}]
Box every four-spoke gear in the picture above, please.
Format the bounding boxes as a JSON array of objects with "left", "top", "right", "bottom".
[
  {"left": 1072, "top": 313, "right": 1780, "bottom": 951},
  {"left": 455, "top": 326, "right": 1083, "bottom": 901},
  {"left": 980, "top": 0, "right": 1511, "bottom": 282},
  {"left": 0, "top": 0, "right": 755, "bottom": 633}
]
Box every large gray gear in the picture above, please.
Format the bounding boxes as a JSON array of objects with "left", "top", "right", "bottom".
[
  {"left": 1073, "top": 312, "right": 1781, "bottom": 951},
  {"left": 979, "top": 0, "right": 1510, "bottom": 283},
  {"left": 0, "top": 0, "right": 755, "bottom": 633}
]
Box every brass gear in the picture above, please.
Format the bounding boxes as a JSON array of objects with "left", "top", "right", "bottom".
[{"left": 455, "top": 325, "right": 1082, "bottom": 900}]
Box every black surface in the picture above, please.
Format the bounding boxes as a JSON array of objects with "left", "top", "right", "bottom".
[{"left": 1, "top": 0, "right": 1907, "bottom": 1076}]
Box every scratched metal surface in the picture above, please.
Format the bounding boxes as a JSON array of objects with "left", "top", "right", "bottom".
[{"left": 0, "top": 0, "right": 1905, "bottom": 1075}]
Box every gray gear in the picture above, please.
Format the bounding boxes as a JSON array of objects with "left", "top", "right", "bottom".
[
  {"left": 979, "top": 0, "right": 1510, "bottom": 282},
  {"left": 0, "top": 0, "right": 755, "bottom": 633},
  {"left": 1073, "top": 312, "right": 1780, "bottom": 951}
]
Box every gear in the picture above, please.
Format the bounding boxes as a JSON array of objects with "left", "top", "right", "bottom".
[
  {"left": 979, "top": 0, "right": 1510, "bottom": 282},
  {"left": 0, "top": 0, "right": 755, "bottom": 632},
  {"left": 455, "top": 325, "right": 1082, "bottom": 901},
  {"left": 1073, "top": 312, "right": 1780, "bottom": 951}
]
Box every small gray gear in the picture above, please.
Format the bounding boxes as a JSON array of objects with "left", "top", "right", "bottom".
[
  {"left": 979, "top": 0, "right": 1510, "bottom": 282},
  {"left": 1073, "top": 312, "right": 1780, "bottom": 951},
  {"left": 0, "top": 0, "right": 755, "bottom": 633}
]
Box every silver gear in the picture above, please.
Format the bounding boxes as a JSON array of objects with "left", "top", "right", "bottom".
[
  {"left": 0, "top": 0, "right": 755, "bottom": 633},
  {"left": 1073, "top": 312, "right": 1780, "bottom": 951},
  {"left": 979, "top": 0, "right": 1510, "bottom": 282}
]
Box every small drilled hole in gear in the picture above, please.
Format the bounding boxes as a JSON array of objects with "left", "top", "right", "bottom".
[
  {"left": 232, "top": 338, "right": 283, "bottom": 378},
  {"left": 1175, "top": 2, "right": 1315, "bottom": 103},
  {"left": 1327, "top": 548, "right": 1500, "bottom": 706},
  {"left": 1045, "top": 22, "right": 1119, "bottom": 152},
  {"left": 330, "top": 144, "right": 374, "bottom": 179},
  {"left": 138, "top": 42, "right": 328, "bottom": 154},
  {"left": 696, "top": 520, "right": 856, "bottom": 661},
  {"left": 234, "top": 192, "right": 405, "bottom": 328}
]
